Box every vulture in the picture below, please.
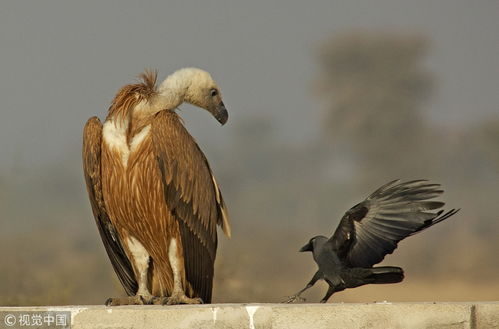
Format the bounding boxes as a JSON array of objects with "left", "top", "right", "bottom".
[
  {"left": 82, "top": 68, "right": 231, "bottom": 305},
  {"left": 285, "top": 179, "right": 459, "bottom": 303}
]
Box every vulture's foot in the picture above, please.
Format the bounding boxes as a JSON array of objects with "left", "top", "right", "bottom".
[
  {"left": 160, "top": 293, "right": 203, "bottom": 305},
  {"left": 283, "top": 294, "right": 306, "bottom": 304},
  {"left": 150, "top": 297, "right": 170, "bottom": 305},
  {"left": 105, "top": 295, "right": 155, "bottom": 306}
]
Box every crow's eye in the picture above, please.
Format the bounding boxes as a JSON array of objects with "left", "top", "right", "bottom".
[{"left": 210, "top": 89, "right": 218, "bottom": 97}]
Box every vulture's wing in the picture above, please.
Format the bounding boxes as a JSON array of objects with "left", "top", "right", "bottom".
[
  {"left": 329, "top": 179, "right": 459, "bottom": 268},
  {"left": 151, "top": 111, "right": 230, "bottom": 303},
  {"left": 83, "top": 117, "right": 138, "bottom": 296}
]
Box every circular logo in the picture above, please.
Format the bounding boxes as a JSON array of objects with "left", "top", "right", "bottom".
[{"left": 4, "top": 314, "right": 16, "bottom": 326}]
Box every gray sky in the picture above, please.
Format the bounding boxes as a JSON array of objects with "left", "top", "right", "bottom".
[{"left": 0, "top": 0, "right": 498, "bottom": 170}]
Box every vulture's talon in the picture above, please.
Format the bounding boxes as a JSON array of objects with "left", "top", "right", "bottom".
[
  {"left": 151, "top": 297, "right": 169, "bottom": 305},
  {"left": 164, "top": 294, "right": 203, "bottom": 305},
  {"left": 104, "top": 295, "right": 154, "bottom": 306}
]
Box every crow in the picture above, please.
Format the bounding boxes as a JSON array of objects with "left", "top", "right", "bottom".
[{"left": 285, "top": 179, "right": 459, "bottom": 303}]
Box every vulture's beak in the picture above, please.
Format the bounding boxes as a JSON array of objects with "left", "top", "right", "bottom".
[
  {"left": 299, "top": 242, "right": 313, "bottom": 252},
  {"left": 213, "top": 102, "right": 228, "bottom": 125}
]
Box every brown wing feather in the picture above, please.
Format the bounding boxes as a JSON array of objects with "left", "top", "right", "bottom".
[
  {"left": 151, "top": 110, "right": 230, "bottom": 303},
  {"left": 83, "top": 116, "right": 138, "bottom": 296}
]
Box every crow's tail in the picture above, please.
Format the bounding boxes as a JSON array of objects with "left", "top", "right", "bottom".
[{"left": 370, "top": 266, "right": 404, "bottom": 284}]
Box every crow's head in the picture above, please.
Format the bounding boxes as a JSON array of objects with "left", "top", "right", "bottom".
[{"left": 299, "top": 236, "right": 327, "bottom": 252}]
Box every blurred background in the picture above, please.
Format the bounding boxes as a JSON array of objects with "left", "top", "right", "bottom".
[{"left": 0, "top": 0, "right": 498, "bottom": 305}]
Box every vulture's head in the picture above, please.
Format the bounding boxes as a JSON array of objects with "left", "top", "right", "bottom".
[{"left": 159, "top": 68, "right": 228, "bottom": 125}]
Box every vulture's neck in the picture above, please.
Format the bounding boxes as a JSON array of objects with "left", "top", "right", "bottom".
[
  {"left": 128, "top": 73, "right": 190, "bottom": 138},
  {"left": 106, "top": 71, "right": 192, "bottom": 148},
  {"left": 155, "top": 72, "right": 191, "bottom": 111}
]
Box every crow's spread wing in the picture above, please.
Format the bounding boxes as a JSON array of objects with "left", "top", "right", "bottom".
[{"left": 329, "top": 180, "right": 459, "bottom": 268}]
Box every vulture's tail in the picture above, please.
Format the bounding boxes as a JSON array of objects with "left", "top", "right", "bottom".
[{"left": 370, "top": 266, "right": 404, "bottom": 284}]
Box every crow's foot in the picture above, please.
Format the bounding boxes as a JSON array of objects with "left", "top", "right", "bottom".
[{"left": 283, "top": 294, "right": 306, "bottom": 303}]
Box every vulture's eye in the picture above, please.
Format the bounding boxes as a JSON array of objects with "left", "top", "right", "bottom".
[{"left": 210, "top": 89, "right": 218, "bottom": 97}]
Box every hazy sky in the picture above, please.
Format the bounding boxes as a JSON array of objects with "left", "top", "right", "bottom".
[{"left": 0, "top": 0, "right": 498, "bottom": 170}]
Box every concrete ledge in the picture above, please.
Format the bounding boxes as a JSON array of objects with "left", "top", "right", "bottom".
[{"left": 1, "top": 302, "right": 498, "bottom": 329}]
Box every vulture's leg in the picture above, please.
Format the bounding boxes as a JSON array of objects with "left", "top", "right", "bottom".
[
  {"left": 163, "top": 238, "right": 202, "bottom": 305},
  {"left": 283, "top": 270, "right": 322, "bottom": 303},
  {"left": 106, "top": 237, "right": 154, "bottom": 306}
]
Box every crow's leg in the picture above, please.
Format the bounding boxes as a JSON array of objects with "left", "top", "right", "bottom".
[
  {"left": 284, "top": 271, "right": 322, "bottom": 303},
  {"left": 319, "top": 285, "right": 335, "bottom": 303},
  {"left": 320, "top": 283, "right": 345, "bottom": 303}
]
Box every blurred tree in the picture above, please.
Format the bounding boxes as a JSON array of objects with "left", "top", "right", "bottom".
[
  {"left": 476, "top": 117, "right": 499, "bottom": 168},
  {"left": 316, "top": 33, "right": 435, "bottom": 181}
]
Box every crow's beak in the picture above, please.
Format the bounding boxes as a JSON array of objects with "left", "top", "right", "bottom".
[
  {"left": 299, "top": 242, "right": 313, "bottom": 252},
  {"left": 213, "top": 101, "right": 228, "bottom": 125}
]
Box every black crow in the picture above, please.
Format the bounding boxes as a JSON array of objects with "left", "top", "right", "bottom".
[{"left": 285, "top": 179, "right": 459, "bottom": 303}]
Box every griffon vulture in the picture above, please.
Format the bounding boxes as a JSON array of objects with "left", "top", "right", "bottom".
[
  {"left": 285, "top": 179, "right": 458, "bottom": 303},
  {"left": 82, "top": 68, "right": 231, "bottom": 305}
]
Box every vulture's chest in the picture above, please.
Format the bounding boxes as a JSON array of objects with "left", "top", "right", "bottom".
[
  {"left": 100, "top": 118, "right": 173, "bottom": 237},
  {"left": 102, "top": 119, "right": 152, "bottom": 168},
  {"left": 101, "top": 119, "right": 158, "bottom": 208}
]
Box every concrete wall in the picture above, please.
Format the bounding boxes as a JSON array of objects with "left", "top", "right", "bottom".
[{"left": 1, "top": 302, "right": 498, "bottom": 329}]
